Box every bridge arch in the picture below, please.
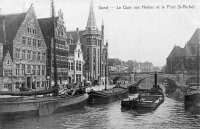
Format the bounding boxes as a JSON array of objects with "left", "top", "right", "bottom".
[{"left": 136, "top": 75, "right": 178, "bottom": 88}]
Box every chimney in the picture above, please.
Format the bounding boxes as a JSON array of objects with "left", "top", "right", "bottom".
[{"left": 76, "top": 28, "right": 80, "bottom": 43}]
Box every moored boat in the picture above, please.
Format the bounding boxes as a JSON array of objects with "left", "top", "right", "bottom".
[
  {"left": 0, "top": 88, "right": 88, "bottom": 117},
  {"left": 121, "top": 72, "right": 164, "bottom": 111},
  {"left": 184, "top": 84, "right": 200, "bottom": 113},
  {"left": 88, "top": 86, "right": 128, "bottom": 104},
  {"left": 0, "top": 88, "right": 89, "bottom": 117},
  {"left": 121, "top": 93, "right": 164, "bottom": 110},
  {"left": 184, "top": 38, "right": 200, "bottom": 113}
]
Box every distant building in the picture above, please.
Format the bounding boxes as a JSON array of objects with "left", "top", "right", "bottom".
[
  {"left": 126, "top": 60, "right": 154, "bottom": 73},
  {"left": 0, "top": 5, "right": 47, "bottom": 91},
  {"left": 68, "top": 29, "right": 84, "bottom": 84},
  {"left": 139, "top": 61, "right": 154, "bottom": 73},
  {"left": 38, "top": 10, "right": 69, "bottom": 86},
  {"left": 166, "top": 28, "right": 200, "bottom": 74},
  {"left": 108, "top": 58, "right": 128, "bottom": 73}
]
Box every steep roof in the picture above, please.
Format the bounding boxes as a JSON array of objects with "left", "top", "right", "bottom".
[
  {"left": 69, "top": 44, "right": 76, "bottom": 54},
  {"left": 66, "top": 30, "right": 84, "bottom": 43},
  {"left": 167, "top": 46, "right": 184, "bottom": 58},
  {"left": 0, "top": 13, "right": 26, "bottom": 44},
  {"left": 86, "top": 0, "right": 97, "bottom": 30},
  {"left": 184, "top": 44, "right": 193, "bottom": 57},
  {"left": 188, "top": 28, "right": 200, "bottom": 45},
  {"left": 38, "top": 17, "right": 58, "bottom": 48},
  {"left": 0, "top": 12, "right": 26, "bottom": 61}
]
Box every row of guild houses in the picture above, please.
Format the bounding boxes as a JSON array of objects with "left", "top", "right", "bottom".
[
  {"left": 166, "top": 28, "right": 200, "bottom": 74},
  {"left": 0, "top": 0, "right": 108, "bottom": 91}
]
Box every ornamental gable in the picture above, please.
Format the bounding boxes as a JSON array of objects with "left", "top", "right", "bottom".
[
  {"left": 13, "top": 5, "right": 46, "bottom": 52},
  {"left": 3, "top": 51, "right": 15, "bottom": 72},
  {"left": 74, "top": 44, "right": 83, "bottom": 61}
]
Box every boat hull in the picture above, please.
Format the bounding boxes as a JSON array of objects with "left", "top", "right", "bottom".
[
  {"left": 121, "top": 95, "right": 164, "bottom": 110},
  {"left": 185, "top": 93, "right": 200, "bottom": 113},
  {"left": 88, "top": 87, "right": 128, "bottom": 104},
  {"left": 0, "top": 93, "right": 89, "bottom": 118}
]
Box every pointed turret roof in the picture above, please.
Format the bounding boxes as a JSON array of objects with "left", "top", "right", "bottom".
[{"left": 86, "top": 0, "right": 97, "bottom": 30}]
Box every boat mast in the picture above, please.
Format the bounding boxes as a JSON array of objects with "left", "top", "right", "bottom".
[
  {"left": 154, "top": 72, "right": 157, "bottom": 88},
  {"left": 51, "top": 0, "right": 58, "bottom": 95},
  {"left": 105, "top": 42, "right": 108, "bottom": 90},
  {"left": 197, "top": 30, "right": 200, "bottom": 91}
]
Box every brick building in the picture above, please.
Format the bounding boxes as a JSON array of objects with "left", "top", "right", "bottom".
[
  {"left": 0, "top": 5, "right": 47, "bottom": 91},
  {"left": 38, "top": 10, "right": 69, "bottom": 86}
]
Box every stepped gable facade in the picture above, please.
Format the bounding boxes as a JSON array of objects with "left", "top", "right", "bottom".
[
  {"left": 38, "top": 10, "right": 69, "bottom": 86},
  {"left": 0, "top": 5, "right": 47, "bottom": 91}
]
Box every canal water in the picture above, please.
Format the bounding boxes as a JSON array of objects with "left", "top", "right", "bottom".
[{"left": 1, "top": 96, "right": 200, "bottom": 129}]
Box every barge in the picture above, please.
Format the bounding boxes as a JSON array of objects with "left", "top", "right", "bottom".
[{"left": 121, "top": 72, "right": 164, "bottom": 111}]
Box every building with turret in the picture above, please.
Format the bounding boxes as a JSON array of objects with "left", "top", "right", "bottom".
[{"left": 67, "top": 0, "right": 108, "bottom": 85}]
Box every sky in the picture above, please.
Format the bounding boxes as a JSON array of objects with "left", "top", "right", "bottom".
[{"left": 1, "top": 0, "right": 200, "bottom": 67}]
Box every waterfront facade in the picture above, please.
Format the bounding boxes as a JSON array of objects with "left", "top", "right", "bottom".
[
  {"left": 0, "top": 5, "right": 47, "bottom": 91},
  {"left": 166, "top": 28, "right": 200, "bottom": 74},
  {"left": 38, "top": 10, "right": 69, "bottom": 87},
  {"left": 68, "top": 29, "right": 84, "bottom": 84}
]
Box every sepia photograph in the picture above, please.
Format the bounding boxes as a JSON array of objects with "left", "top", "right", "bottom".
[{"left": 0, "top": 0, "right": 200, "bottom": 128}]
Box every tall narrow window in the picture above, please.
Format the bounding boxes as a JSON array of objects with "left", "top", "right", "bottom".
[
  {"left": 22, "top": 64, "right": 25, "bottom": 75},
  {"left": 27, "top": 50, "right": 31, "bottom": 60},
  {"left": 27, "top": 65, "right": 31, "bottom": 74},
  {"left": 15, "top": 64, "right": 20, "bottom": 76},
  {"left": 22, "top": 50, "right": 26, "bottom": 59},
  {"left": 32, "top": 51, "right": 36, "bottom": 60},
  {"left": 37, "top": 52, "right": 41, "bottom": 61},
  {"left": 28, "top": 37, "right": 31, "bottom": 45},
  {"left": 68, "top": 62, "right": 71, "bottom": 70},
  {"left": 15, "top": 48, "right": 20, "bottom": 58},
  {"left": 76, "top": 60, "right": 78, "bottom": 71},
  {"left": 42, "top": 53, "right": 45, "bottom": 61},
  {"left": 71, "top": 62, "right": 74, "bottom": 70},
  {"left": 37, "top": 82, "right": 40, "bottom": 88},
  {"left": 33, "top": 39, "right": 36, "bottom": 46},
  {"left": 79, "top": 61, "right": 81, "bottom": 71},
  {"left": 22, "top": 36, "right": 26, "bottom": 44},
  {"left": 37, "top": 65, "right": 40, "bottom": 75},
  {"left": 42, "top": 66, "right": 45, "bottom": 75},
  {"left": 33, "top": 65, "right": 36, "bottom": 75},
  {"left": 38, "top": 40, "right": 41, "bottom": 47}
]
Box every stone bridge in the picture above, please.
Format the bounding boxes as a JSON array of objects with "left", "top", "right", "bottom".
[{"left": 109, "top": 72, "right": 197, "bottom": 87}]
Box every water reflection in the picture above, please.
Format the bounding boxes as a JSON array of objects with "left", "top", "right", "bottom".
[{"left": 1, "top": 97, "right": 200, "bottom": 129}]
